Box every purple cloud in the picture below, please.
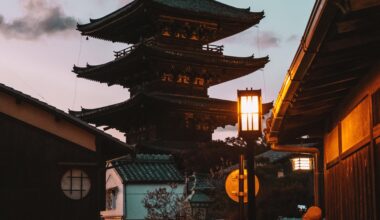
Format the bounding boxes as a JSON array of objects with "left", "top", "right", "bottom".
[
  {"left": 0, "top": 0, "right": 76, "bottom": 40},
  {"left": 221, "top": 29, "right": 281, "bottom": 49}
]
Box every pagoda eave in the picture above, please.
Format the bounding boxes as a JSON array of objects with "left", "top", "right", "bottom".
[
  {"left": 72, "top": 44, "right": 269, "bottom": 88},
  {"left": 69, "top": 93, "right": 237, "bottom": 131},
  {"left": 77, "top": 0, "right": 264, "bottom": 44}
]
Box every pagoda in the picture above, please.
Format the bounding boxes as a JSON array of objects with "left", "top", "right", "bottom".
[{"left": 70, "top": 0, "right": 269, "bottom": 153}]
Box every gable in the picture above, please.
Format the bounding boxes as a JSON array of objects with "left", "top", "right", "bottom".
[{"left": 0, "top": 91, "right": 96, "bottom": 151}]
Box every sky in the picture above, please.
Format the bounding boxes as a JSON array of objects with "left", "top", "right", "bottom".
[{"left": 0, "top": 0, "right": 315, "bottom": 141}]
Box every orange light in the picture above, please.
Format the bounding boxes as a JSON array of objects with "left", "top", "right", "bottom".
[
  {"left": 291, "top": 157, "right": 313, "bottom": 171},
  {"left": 237, "top": 89, "right": 262, "bottom": 136}
]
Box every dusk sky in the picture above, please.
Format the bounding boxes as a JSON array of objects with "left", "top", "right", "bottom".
[{"left": 0, "top": 0, "right": 315, "bottom": 140}]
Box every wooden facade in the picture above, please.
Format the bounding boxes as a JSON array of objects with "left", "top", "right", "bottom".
[
  {"left": 0, "top": 84, "right": 132, "bottom": 220},
  {"left": 323, "top": 65, "right": 380, "bottom": 220},
  {"left": 267, "top": 0, "right": 380, "bottom": 219}
]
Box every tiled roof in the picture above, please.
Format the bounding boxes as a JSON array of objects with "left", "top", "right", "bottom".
[
  {"left": 189, "top": 191, "right": 213, "bottom": 204},
  {"left": 111, "top": 154, "right": 184, "bottom": 183},
  {"left": 187, "top": 173, "right": 214, "bottom": 204},
  {"left": 255, "top": 150, "right": 293, "bottom": 163},
  {"left": 152, "top": 0, "right": 259, "bottom": 20}
]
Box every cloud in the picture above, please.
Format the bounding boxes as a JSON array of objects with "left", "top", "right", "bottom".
[
  {"left": 0, "top": 0, "right": 76, "bottom": 40},
  {"left": 287, "top": 34, "right": 299, "bottom": 42},
  {"left": 221, "top": 29, "right": 281, "bottom": 49},
  {"left": 259, "top": 31, "right": 281, "bottom": 48}
]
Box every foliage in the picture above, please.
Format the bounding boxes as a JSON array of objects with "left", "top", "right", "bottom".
[{"left": 142, "top": 185, "right": 184, "bottom": 220}]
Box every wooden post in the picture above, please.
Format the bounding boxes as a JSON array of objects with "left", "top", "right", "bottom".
[
  {"left": 239, "top": 154, "right": 245, "bottom": 220},
  {"left": 246, "top": 140, "right": 256, "bottom": 220}
]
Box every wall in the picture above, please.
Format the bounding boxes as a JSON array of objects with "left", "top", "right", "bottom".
[
  {"left": 0, "top": 114, "right": 100, "bottom": 220},
  {"left": 125, "top": 184, "right": 185, "bottom": 220},
  {"left": 101, "top": 167, "right": 124, "bottom": 219},
  {"left": 0, "top": 91, "right": 96, "bottom": 151},
  {"left": 323, "top": 61, "right": 380, "bottom": 220}
]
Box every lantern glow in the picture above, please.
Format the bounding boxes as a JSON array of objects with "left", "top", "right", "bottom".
[
  {"left": 291, "top": 157, "right": 313, "bottom": 171},
  {"left": 237, "top": 89, "right": 262, "bottom": 137}
]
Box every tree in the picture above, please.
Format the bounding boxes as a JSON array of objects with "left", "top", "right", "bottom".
[{"left": 142, "top": 185, "right": 184, "bottom": 220}]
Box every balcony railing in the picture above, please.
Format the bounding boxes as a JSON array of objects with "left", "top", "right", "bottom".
[
  {"left": 202, "top": 44, "right": 224, "bottom": 54},
  {"left": 114, "top": 42, "right": 224, "bottom": 59},
  {"left": 114, "top": 45, "right": 136, "bottom": 59}
]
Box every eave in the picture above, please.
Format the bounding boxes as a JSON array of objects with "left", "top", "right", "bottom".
[
  {"left": 268, "top": 0, "right": 380, "bottom": 144},
  {"left": 77, "top": 0, "right": 264, "bottom": 44},
  {"left": 69, "top": 92, "right": 238, "bottom": 130},
  {"left": 73, "top": 43, "right": 269, "bottom": 88}
]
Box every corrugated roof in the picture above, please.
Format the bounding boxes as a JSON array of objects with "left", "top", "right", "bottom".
[{"left": 112, "top": 154, "right": 184, "bottom": 183}]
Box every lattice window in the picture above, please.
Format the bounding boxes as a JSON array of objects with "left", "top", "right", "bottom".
[
  {"left": 61, "top": 169, "right": 91, "bottom": 200},
  {"left": 177, "top": 74, "right": 190, "bottom": 84},
  {"left": 194, "top": 77, "right": 205, "bottom": 86},
  {"left": 373, "top": 88, "right": 380, "bottom": 126},
  {"left": 161, "top": 73, "right": 173, "bottom": 82}
]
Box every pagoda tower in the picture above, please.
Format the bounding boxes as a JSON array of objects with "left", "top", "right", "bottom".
[{"left": 70, "top": 0, "right": 269, "bottom": 153}]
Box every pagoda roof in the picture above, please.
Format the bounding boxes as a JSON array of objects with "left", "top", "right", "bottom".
[
  {"left": 69, "top": 92, "right": 237, "bottom": 130},
  {"left": 73, "top": 43, "right": 269, "bottom": 87},
  {"left": 77, "top": 0, "right": 264, "bottom": 43}
]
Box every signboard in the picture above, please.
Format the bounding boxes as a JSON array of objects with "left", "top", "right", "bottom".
[{"left": 225, "top": 169, "right": 259, "bottom": 203}]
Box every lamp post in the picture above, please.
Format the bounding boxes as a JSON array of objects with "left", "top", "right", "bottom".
[{"left": 237, "top": 89, "right": 262, "bottom": 220}]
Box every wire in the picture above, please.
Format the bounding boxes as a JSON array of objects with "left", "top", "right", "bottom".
[
  {"left": 12, "top": 72, "right": 47, "bottom": 102},
  {"left": 72, "top": 35, "right": 83, "bottom": 109},
  {"left": 257, "top": 26, "right": 268, "bottom": 101}
]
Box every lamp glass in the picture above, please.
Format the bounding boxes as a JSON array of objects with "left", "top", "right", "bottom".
[
  {"left": 240, "top": 95, "right": 259, "bottom": 131},
  {"left": 291, "top": 157, "right": 312, "bottom": 171}
]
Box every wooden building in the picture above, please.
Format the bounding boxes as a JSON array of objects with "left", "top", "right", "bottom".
[
  {"left": 267, "top": 0, "right": 380, "bottom": 219},
  {"left": 0, "top": 83, "right": 133, "bottom": 220},
  {"left": 70, "top": 0, "right": 269, "bottom": 153}
]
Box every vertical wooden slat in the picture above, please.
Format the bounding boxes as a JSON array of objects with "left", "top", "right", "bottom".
[{"left": 325, "top": 146, "right": 374, "bottom": 220}]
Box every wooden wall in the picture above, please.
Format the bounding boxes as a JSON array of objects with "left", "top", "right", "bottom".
[
  {"left": 324, "top": 63, "right": 380, "bottom": 220},
  {"left": 0, "top": 114, "right": 102, "bottom": 220}
]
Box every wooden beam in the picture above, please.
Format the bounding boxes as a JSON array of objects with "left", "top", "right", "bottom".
[
  {"left": 322, "top": 29, "right": 380, "bottom": 52},
  {"left": 302, "top": 75, "right": 358, "bottom": 92},
  {"left": 287, "top": 103, "right": 335, "bottom": 116},
  {"left": 295, "top": 88, "right": 347, "bottom": 102},
  {"left": 292, "top": 95, "right": 343, "bottom": 109},
  {"left": 306, "top": 61, "right": 371, "bottom": 81}
]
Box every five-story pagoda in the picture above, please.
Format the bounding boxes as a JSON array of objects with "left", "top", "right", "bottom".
[{"left": 70, "top": 0, "right": 269, "bottom": 153}]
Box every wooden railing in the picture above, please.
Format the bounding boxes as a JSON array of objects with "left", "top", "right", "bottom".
[
  {"left": 114, "top": 42, "right": 223, "bottom": 59},
  {"left": 202, "top": 44, "right": 224, "bottom": 53},
  {"left": 114, "top": 45, "right": 136, "bottom": 58}
]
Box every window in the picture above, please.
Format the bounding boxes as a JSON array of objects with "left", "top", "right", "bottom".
[
  {"left": 106, "top": 188, "right": 119, "bottom": 210},
  {"left": 61, "top": 169, "right": 91, "bottom": 200},
  {"left": 373, "top": 89, "right": 380, "bottom": 126}
]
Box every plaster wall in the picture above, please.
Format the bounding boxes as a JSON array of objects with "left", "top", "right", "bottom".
[{"left": 101, "top": 167, "right": 124, "bottom": 219}]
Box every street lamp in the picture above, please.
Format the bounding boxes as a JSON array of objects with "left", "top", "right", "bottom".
[
  {"left": 237, "top": 89, "right": 262, "bottom": 139},
  {"left": 237, "top": 89, "right": 262, "bottom": 220},
  {"left": 290, "top": 156, "right": 313, "bottom": 171}
]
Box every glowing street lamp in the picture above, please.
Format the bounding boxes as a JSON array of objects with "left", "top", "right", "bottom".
[
  {"left": 291, "top": 157, "right": 313, "bottom": 171},
  {"left": 237, "top": 89, "right": 262, "bottom": 220},
  {"left": 237, "top": 89, "right": 262, "bottom": 139}
]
